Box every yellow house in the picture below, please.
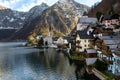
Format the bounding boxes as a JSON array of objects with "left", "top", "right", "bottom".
[{"left": 76, "top": 29, "right": 94, "bottom": 52}]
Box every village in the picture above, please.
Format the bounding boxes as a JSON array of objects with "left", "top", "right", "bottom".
[{"left": 26, "top": 13, "right": 120, "bottom": 80}]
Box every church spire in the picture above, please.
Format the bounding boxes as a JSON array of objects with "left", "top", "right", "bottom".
[{"left": 48, "top": 26, "right": 52, "bottom": 37}]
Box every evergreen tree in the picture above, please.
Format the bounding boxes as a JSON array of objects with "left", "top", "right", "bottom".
[
  {"left": 96, "top": 11, "right": 102, "bottom": 21},
  {"left": 38, "top": 37, "right": 44, "bottom": 47}
]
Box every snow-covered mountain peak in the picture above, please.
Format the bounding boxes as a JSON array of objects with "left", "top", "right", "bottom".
[
  {"left": 29, "top": 3, "right": 48, "bottom": 14},
  {"left": 59, "top": 0, "right": 74, "bottom": 3},
  {"left": 40, "top": 3, "right": 48, "bottom": 7}
]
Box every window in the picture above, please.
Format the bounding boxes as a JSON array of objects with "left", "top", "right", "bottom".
[
  {"left": 85, "top": 45, "right": 86, "bottom": 47},
  {"left": 84, "top": 40, "right": 86, "bottom": 42}
]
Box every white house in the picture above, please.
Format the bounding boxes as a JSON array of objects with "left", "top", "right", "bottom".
[
  {"left": 57, "top": 37, "right": 68, "bottom": 45},
  {"left": 76, "top": 29, "right": 94, "bottom": 52},
  {"left": 101, "top": 14, "right": 120, "bottom": 28}
]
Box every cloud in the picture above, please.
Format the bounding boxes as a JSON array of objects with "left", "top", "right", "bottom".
[
  {"left": 46, "top": 0, "right": 58, "bottom": 6},
  {"left": 16, "top": 0, "right": 46, "bottom": 12},
  {"left": 0, "top": 0, "right": 20, "bottom": 8},
  {"left": 0, "top": 0, "right": 46, "bottom": 12},
  {"left": 78, "top": 0, "right": 102, "bottom": 7},
  {"left": 0, "top": 0, "right": 102, "bottom": 12}
]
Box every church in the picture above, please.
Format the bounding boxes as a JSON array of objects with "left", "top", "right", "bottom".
[{"left": 43, "top": 26, "right": 53, "bottom": 45}]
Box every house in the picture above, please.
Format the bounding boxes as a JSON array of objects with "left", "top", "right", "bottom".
[
  {"left": 94, "top": 37, "right": 112, "bottom": 62},
  {"left": 55, "top": 36, "right": 70, "bottom": 49},
  {"left": 76, "top": 29, "right": 94, "bottom": 52},
  {"left": 85, "top": 48, "right": 98, "bottom": 65},
  {"left": 77, "top": 16, "right": 98, "bottom": 31},
  {"left": 108, "top": 50, "right": 120, "bottom": 75},
  {"left": 57, "top": 37, "right": 68, "bottom": 45},
  {"left": 95, "top": 36, "right": 120, "bottom": 62},
  {"left": 89, "top": 26, "right": 113, "bottom": 37},
  {"left": 101, "top": 14, "right": 120, "bottom": 27}
]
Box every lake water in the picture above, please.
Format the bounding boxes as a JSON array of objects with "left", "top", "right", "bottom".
[{"left": 0, "top": 42, "right": 99, "bottom": 80}]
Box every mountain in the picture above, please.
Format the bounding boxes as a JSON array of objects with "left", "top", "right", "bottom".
[
  {"left": 28, "top": 3, "right": 49, "bottom": 19},
  {"left": 12, "top": 0, "right": 89, "bottom": 40},
  {"left": 0, "top": 5, "right": 8, "bottom": 10},
  {"left": 0, "top": 6, "right": 27, "bottom": 40},
  {"left": 0, "top": 9, "right": 27, "bottom": 30},
  {"left": 0, "top": 3, "right": 48, "bottom": 40},
  {"left": 87, "top": 0, "right": 120, "bottom": 17}
]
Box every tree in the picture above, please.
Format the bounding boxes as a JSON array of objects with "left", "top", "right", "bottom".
[
  {"left": 45, "top": 41, "right": 48, "bottom": 46},
  {"left": 108, "top": 7, "right": 114, "bottom": 15},
  {"left": 37, "top": 37, "right": 44, "bottom": 47},
  {"left": 96, "top": 11, "right": 102, "bottom": 21}
]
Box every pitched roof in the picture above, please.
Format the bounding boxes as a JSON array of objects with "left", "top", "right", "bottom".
[
  {"left": 77, "top": 29, "right": 94, "bottom": 39},
  {"left": 107, "top": 44, "right": 118, "bottom": 49},
  {"left": 78, "top": 16, "right": 98, "bottom": 24},
  {"left": 99, "top": 36, "right": 120, "bottom": 40},
  {"left": 102, "top": 14, "right": 119, "bottom": 20},
  {"left": 103, "top": 15, "right": 111, "bottom": 20},
  {"left": 111, "top": 14, "right": 119, "bottom": 19},
  {"left": 62, "top": 36, "right": 73, "bottom": 43},
  {"left": 103, "top": 40, "right": 116, "bottom": 45},
  {"left": 86, "top": 49, "right": 97, "bottom": 53}
]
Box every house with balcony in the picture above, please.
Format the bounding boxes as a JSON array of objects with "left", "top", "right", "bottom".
[
  {"left": 95, "top": 36, "right": 120, "bottom": 63},
  {"left": 76, "top": 29, "right": 94, "bottom": 52},
  {"left": 101, "top": 14, "right": 120, "bottom": 28}
]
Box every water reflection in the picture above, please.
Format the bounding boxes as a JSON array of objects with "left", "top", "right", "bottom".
[
  {"left": 0, "top": 42, "right": 98, "bottom": 80},
  {"left": 27, "top": 49, "right": 76, "bottom": 80}
]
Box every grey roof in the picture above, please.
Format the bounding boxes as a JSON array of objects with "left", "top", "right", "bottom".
[
  {"left": 78, "top": 16, "right": 98, "bottom": 24},
  {"left": 62, "top": 36, "right": 73, "bottom": 42},
  {"left": 107, "top": 44, "right": 118, "bottom": 49},
  {"left": 103, "top": 15, "right": 111, "bottom": 20},
  {"left": 99, "top": 36, "right": 120, "bottom": 40},
  {"left": 102, "top": 14, "right": 119, "bottom": 20},
  {"left": 104, "top": 40, "right": 116, "bottom": 45},
  {"left": 77, "top": 29, "right": 94, "bottom": 39},
  {"left": 86, "top": 49, "right": 97, "bottom": 53}
]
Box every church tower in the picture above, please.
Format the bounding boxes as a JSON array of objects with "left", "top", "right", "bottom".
[{"left": 48, "top": 26, "right": 52, "bottom": 37}]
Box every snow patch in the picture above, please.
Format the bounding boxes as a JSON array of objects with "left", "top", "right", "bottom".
[
  {"left": 20, "top": 17, "right": 25, "bottom": 20},
  {"left": 9, "top": 18, "right": 15, "bottom": 22}
]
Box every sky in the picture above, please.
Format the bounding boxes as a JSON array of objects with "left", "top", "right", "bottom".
[{"left": 0, "top": 0, "right": 102, "bottom": 12}]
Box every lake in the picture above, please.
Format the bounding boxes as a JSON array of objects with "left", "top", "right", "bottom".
[{"left": 0, "top": 42, "right": 99, "bottom": 80}]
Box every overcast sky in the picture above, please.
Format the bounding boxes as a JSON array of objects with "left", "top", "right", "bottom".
[{"left": 0, "top": 0, "right": 102, "bottom": 12}]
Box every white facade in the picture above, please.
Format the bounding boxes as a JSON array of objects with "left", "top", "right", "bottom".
[
  {"left": 108, "top": 53, "right": 120, "bottom": 75},
  {"left": 43, "top": 27, "right": 53, "bottom": 45},
  {"left": 44, "top": 36, "right": 53, "bottom": 45},
  {"left": 57, "top": 37, "right": 68, "bottom": 45},
  {"left": 76, "top": 34, "right": 90, "bottom": 52}
]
